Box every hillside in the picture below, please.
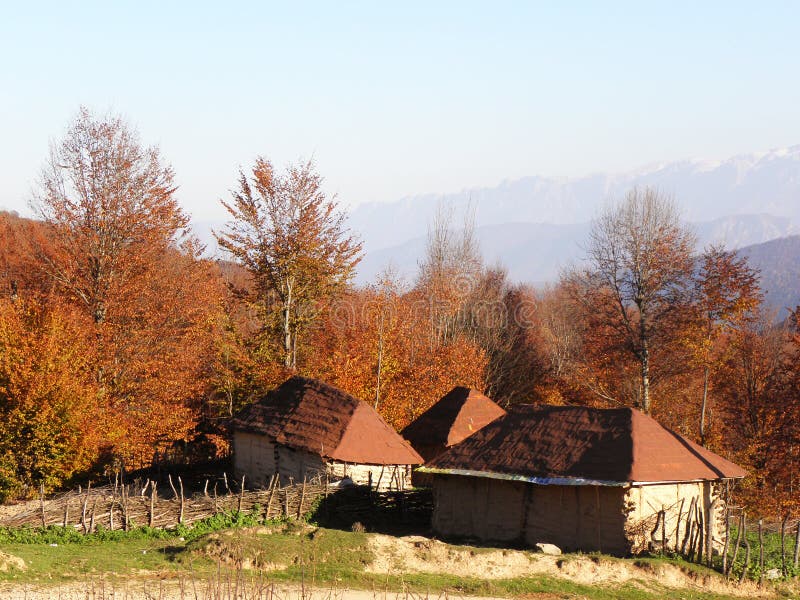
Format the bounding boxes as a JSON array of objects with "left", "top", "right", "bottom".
[
  {"left": 738, "top": 235, "right": 800, "bottom": 313},
  {"left": 356, "top": 215, "right": 799, "bottom": 286}
]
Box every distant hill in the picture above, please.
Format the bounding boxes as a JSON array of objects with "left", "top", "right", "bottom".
[
  {"left": 348, "top": 145, "right": 800, "bottom": 254},
  {"left": 356, "top": 214, "right": 799, "bottom": 286},
  {"left": 737, "top": 235, "right": 800, "bottom": 314}
]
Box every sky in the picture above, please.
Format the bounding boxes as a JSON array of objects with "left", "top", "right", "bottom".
[{"left": 1, "top": 1, "right": 799, "bottom": 222}]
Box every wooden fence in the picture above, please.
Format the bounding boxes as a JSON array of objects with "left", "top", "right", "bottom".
[
  {"left": 0, "top": 475, "right": 327, "bottom": 531},
  {"left": 0, "top": 475, "right": 435, "bottom": 535}
]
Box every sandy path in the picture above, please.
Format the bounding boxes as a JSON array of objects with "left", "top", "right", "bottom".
[{"left": 0, "top": 580, "right": 522, "bottom": 600}]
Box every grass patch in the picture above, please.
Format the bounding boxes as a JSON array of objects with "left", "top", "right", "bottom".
[
  {"left": 726, "top": 524, "right": 799, "bottom": 581},
  {"left": 0, "top": 522, "right": 788, "bottom": 599}
]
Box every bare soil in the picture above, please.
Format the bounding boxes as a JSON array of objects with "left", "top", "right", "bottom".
[
  {"left": 0, "top": 581, "right": 518, "bottom": 600},
  {"left": 365, "top": 534, "right": 767, "bottom": 598}
]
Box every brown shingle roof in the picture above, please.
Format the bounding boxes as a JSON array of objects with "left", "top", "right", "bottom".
[
  {"left": 232, "top": 376, "right": 422, "bottom": 465},
  {"left": 422, "top": 405, "right": 746, "bottom": 484},
  {"left": 401, "top": 387, "right": 506, "bottom": 460}
]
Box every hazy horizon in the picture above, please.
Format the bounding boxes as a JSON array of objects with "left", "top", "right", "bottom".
[{"left": 3, "top": 2, "right": 800, "bottom": 222}]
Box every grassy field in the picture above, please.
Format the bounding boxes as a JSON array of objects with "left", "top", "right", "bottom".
[{"left": 0, "top": 517, "right": 793, "bottom": 599}]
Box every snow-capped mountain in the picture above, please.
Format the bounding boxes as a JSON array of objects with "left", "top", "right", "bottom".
[
  {"left": 347, "top": 146, "right": 800, "bottom": 284},
  {"left": 348, "top": 145, "right": 800, "bottom": 256}
]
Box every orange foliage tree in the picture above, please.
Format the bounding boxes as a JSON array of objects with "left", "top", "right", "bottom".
[
  {"left": 567, "top": 188, "right": 696, "bottom": 414},
  {"left": 30, "top": 108, "right": 221, "bottom": 468},
  {"left": 0, "top": 297, "right": 104, "bottom": 498},
  {"left": 216, "top": 158, "right": 362, "bottom": 371},
  {"left": 691, "top": 245, "right": 762, "bottom": 444},
  {"left": 306, "top": 279, "right": 487, "bottom": 430}
]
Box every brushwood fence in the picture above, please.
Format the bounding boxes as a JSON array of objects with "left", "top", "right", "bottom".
[
  {"left": 0, "top": 476, "right": 325, "bottom": 531},
  {"left": 0, "top": 476, "right": 434, "bottom": 535}
]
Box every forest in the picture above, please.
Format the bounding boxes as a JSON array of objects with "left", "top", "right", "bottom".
[{"left": 0, "top": 108, "right": 796, "bottom": 516}]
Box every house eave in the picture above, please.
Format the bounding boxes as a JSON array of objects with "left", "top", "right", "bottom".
[
  {"left": 417, "top": 467, "right": 746, "bottom": 487},
  {"left": 416, "top": 467, "right": 629, "bottom": 487}
]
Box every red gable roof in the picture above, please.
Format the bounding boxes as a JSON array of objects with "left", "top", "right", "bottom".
[
  {"left": 232, "top": 377, "right": 423, "bottom": 466},
  {"left": 401, "top": 387, "right": 506, "bottom": 459},
  {"left": 423, "top": 405, "right": 746, "bottom": 484}
]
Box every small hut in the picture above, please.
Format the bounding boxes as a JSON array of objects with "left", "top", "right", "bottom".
[
  {"left": 401, "top": 387, "right": 506, "bottom": 461},
  {"left": 232, "top": 376, "right": 423, "bottom": 490},
  {"left": 419, "top": 405, "right": 746, "bottom": 555}
]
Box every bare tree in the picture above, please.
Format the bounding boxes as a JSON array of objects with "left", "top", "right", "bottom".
[
  {"left": 582, "top": 187, "right": 696, "bottom": 413},
  {"left": 416, "top": 201, "right": 482, "bottom": 346}
]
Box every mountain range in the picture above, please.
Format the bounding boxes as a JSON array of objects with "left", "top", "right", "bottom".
[
  {"left": 196, "top": 145, "right": 800, "bottom": 309},
  {"left": 347, "top": 145, "right": 800, "bottom": 256}
]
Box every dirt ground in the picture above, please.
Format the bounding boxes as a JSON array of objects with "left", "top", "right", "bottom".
[
  {"left": 365, "top": 534, "right": 767, "bottom": 598},
  {"left": 0, "top": 580, "right": 520, "bottom": 600}
]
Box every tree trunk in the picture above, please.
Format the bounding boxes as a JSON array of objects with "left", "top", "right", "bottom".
[
  {"left": 700, "top": 365, "right": 710, "bottom": 446},
  {"left": 283, "top": 283, "right": 293, "bottom": 369},
  {"left": 638, "top": 301, "right": 651, "bottom": 414},
  {"left": 374, "top": 312, "right": 384, "bottom": 409},
  {"left": 641, "top": 344, "right": 651, "bottom": 414}
]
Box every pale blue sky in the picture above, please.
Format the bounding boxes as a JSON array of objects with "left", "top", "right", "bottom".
[{"left": 1, "top": 1, "right": 799, "bottom": 221}]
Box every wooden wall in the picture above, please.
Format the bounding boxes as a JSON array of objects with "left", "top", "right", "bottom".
[
  {"left": 432, "top": 475, "right": 626, "bottom": 554},
  {"left": 431, "top": 474, "right": 727, "bottom": 556},
  {"left": 233, "top": 432, "right": 414, "bottom": 491}
]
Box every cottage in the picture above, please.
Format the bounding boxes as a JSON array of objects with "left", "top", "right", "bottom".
[
  {"left": 401, "top": 386, "right": 506, "bottom": 461},
  {"left": 419, "top": 405, "right": 746, "bottom": 555},
  {"left": 232, "top": 376, "right": 423, "bottom": 490}
]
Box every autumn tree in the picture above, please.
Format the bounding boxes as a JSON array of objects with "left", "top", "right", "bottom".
[
  {"left": 30, "top": 108, "right": 220, "bottom": 466},
  {"left": 217, "top": 158, "right": 362, "bottom": 370},
  {"left": 33, "top": 107, "right": 189, "bottom": 326},
  {"left": 567, "top": 188, "right": 696, "bottom": 413},
  {"left": 693, "top": 245, "right": 762, "bottom": 444},
  {"left": 0, "top": 297, "right": 103, "bottom": 498},
  {"left": 305, "top": 280, "right": 488, "bottom": 430},
  {"left": 714, "top": 308, "right": 790, "bottom": 511}
]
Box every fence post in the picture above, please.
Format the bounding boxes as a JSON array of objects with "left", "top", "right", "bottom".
[
  {"left": 781, "top": 514, "right": 788, "bottom": 577},
  {"left": 298, "top": 479, "right": 307, "bottom": 519},
  {"left": 266, "top": 476, "right": 277, "bottom": 520},
  {"left": 721, "top": 508, "right": 731, "bottom": 576},
  {"left": 758, "top": 519, "right": 765, "bottom": 587},
  {"left": 63, "top": 495, "right": 70, "bottom": 528},
  {"left": 89, "top": 495, "right": 98, "bottom": 533},
  {"left": 149, "top": 480, "right": 157, "bottom": 528},
  {"left": 238, "top": 475, "right": 245, "bottom": 514},
  {"left": 681, "top": 497, "right": 696, "bottom": 555},
  {"left": 109, "top": 486, "right": 115, "bottom": 531},
  {"left": 739, "top": 516, "right": 750, "bottom": 584},
  {"left": 694, "top": 501, "right": 704, "bottom": 564},
  {"left": 39, "top": 484, "right": 46, "bottom": 528},
  {"left": 178, "top": 477, "right": 185, "bottom": 525},
  {"left": 794, "top": 520, "right": 800, "bottom": 573},
  {"left": 81, "top": 483, "right": 90, "bottom": 534},
  {"left": 706, "top": 498, "right": 716, "bottom": 568},
  {"left": 122, "top": 484, "right": 129, "bottom": 531},
  {"left": 729, "top": 511, "right": 744, "bottom": 579}
]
